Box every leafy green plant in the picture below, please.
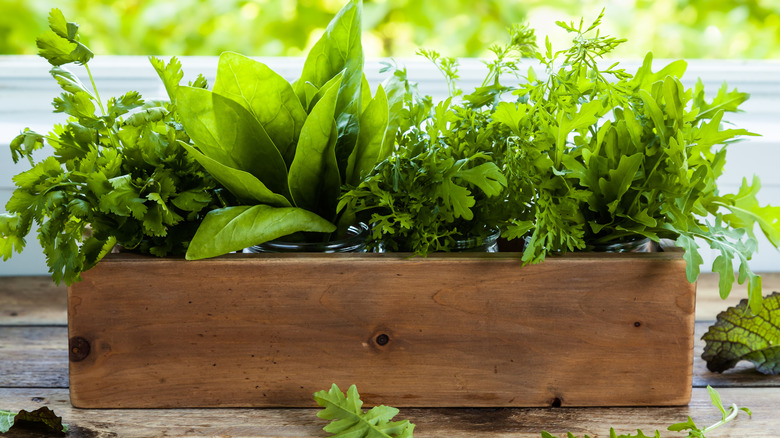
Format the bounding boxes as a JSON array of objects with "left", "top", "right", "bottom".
[
  {"left": 487, "top": 11, "right": 777, "bottom": 312},
  {"left": 0, "top": 9, "right": 219, "bottom": 284},
  {"left": 702, "top": 291, "right": 780, "bottom": 375},
  {"left": 0, "top": 407, "right": 68, "bottom": 434},
  {"left": 172, "top": 0, "right": 398, "bottom": 259},
  {"left": 314, "top": 384, "right": 415, "bottom": 438},
  {"left": 541, "top": 386, "right": 750, "bottom": 437}
]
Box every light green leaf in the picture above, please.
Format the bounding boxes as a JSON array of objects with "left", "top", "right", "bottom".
[
  {"left": 288, "top": 81, "right": 341, "bottom": 220},
  {"left": 213, "top": 52, "right": 308, "bottom": 166},
  {"left": 294, "top": 0, "right": 363, "bottom": 182},
  {"left": 349, "top": 85, "right": 389, "bottom": 186},
  {"left": 493, "top": 102, "right": 528, "bottom": 136},
  {"left": 149, "top": 56, "right": 184, "bottom": 102},
  {"left": 314, "top": 384, "right": 415, "bottom": 438},
  {"left": 597, "top": 153, "right": 643, "bottom": 215},
  {"left": 721, "top": 176, "right": 780, "bottom": 248},
  {"left": 455, "top": 162, "right": 507, "bottom": 197},
  {"left": 178, "top": 142, "right": 290, "bottom": 207},
  {"left": 185, "top": 205, "right": 335, "bottom": 260},
  {"left": 675, "top": 233, "right": 703, "bottom": 283},
  {"left": 176, "top": 86, "right": 290, "bottom": 199}
]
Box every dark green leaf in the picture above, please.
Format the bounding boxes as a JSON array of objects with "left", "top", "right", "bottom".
[{"left": 0, "top": 406, "right": 68, "bottom": 434}]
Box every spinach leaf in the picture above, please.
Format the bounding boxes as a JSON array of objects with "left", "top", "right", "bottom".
[
  {"left": 176, "top": 86, "right": 290, "bottom": 200},
  {"left": 288, "top": 81, "right": 341, "bottom": 221},
  {"left": 186, "top": 205, "right": 336, "bottom": 260},
  {"left": 294, "top": 0, "right": 363, "bottom": 181},
  {"left": 213, "top": 52, "right": 307, "bottom": 166},
  {"left": 348, "top": 84, "right": 389, "bottom": 186}
]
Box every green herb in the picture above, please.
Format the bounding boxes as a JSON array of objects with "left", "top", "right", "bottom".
[
  {"left": 175, "top": 0, "right": 396, "bottom": 259},
  {"left": 702, "top": 291, "right": 780, "bottom": 374},
  {"left": 1, "top": 407, "right": 68, "bottom": 434},
  {"left": 487, "top": 11, "right": 776, "bottom": 312},
  {"left": 314, "top": 384, "right": 415, "bottom": 438},
  {"left": 541, "top": 386, "right": 751, "bottom": 437},
  {"left": 1, "top": 9, "right": 218, "bottom": 284}
]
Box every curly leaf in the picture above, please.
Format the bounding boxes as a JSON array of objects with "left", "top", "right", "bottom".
[
  {"left": 314, "top": 384, "right": 415, "bottom": 438},
  {"left": 0, "top": 407, "right": 68, "bottom": 434},
  {"left": 149, "top": 56, "right": 184, "bottom": 103},
  {"left": 702, "top": 291, "right": 780, "bottom": 374},
  {"left": 36, "top": 9, "right": 93, "bottom": 66},
  {"left": 185, "top": 205, "right": 336, "bottom": 260}
]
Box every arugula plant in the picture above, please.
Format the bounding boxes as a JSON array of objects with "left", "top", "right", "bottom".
[
  {"left": 0, "top": 9, "right": 219, "bottom": 285},
  {"left": 172, "top": 0, "right": 398, "bottom": 259},
  {"left": 488, "top": 11, "right": 777, "bottom": 312}
]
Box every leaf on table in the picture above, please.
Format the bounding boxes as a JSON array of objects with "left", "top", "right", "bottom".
[
  {"left": 702, "top": 291, "right": 780, "bottom": 374},
  {"left": 314, "top": 384, "right": 415, "bottom": 438},
  {"left": 0, "top": 407, "right": 68, "bottom": 434}
]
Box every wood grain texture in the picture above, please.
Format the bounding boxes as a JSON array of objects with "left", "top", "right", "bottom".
[
  {"left": 0, "top": 387, "right": 773, "bottom": 438},
  {"left": 0, "top": 276, "right": 67, "bottom": 325},
  {"left": 2, "top": 323, "right": 777, "bottom": 391},
  {"left": 68, "top": 252, "right": 696, "bottom": 408},
  {"left": 0, "top": 326, "right": 68, "bottom": 388}
]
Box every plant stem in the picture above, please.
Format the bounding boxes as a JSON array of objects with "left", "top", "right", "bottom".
[
  {"left": 702, "top": 403, "right": 742, "bottom": 434},
  {"left": 85, "top": 64, "right": 106, "bottom": 116}
]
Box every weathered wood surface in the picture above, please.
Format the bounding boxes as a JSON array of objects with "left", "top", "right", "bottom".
[
  {"left": 0, "top": 387, "right": 772, "bottom": 438},
  {"left": 0, "top": 276, "right": 67, "bottom": 325},
  {"left": 68, "top": 252, "right": 695, "bottom": 408}
]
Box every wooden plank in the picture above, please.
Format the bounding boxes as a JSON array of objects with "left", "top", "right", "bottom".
[
  {"left": 0, "top": 276, "right": 67, "bottom": 326},
  {"left": 0, "top": 326, "right": 68, "bottom": 388},
  {"left": 68, "top": 252, "right": 695, "bottom": 408},
  {"left": 0, "top": 387, "right": 773, "bottom": 437},
  {"left": 2, "top": 324, "right": 778, "bottom": 391},
  {"left": 0, "top": 270, "right": 775, "bottom": 326}
]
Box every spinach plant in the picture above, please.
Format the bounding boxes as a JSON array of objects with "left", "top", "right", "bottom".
[
  {"left": 0, "top": 9, "right": 219, "bottom": 284},
  {"left": 172, "top": 0, "right": 398, "bottom": 259}
]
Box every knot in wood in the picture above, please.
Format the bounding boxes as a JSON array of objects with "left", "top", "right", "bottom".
[{"left": 69, "top": 336, "right": 91, "bottom": 362}]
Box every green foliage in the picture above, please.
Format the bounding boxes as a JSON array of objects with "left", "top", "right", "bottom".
[
  {"left": 0, "top": 407, "right": 68, "bottom": 434},
  {"left": 314, "top": 384, "right": 415, "bottom": 438},
  {"left": 702, "top": 291, "right": 780, "bottom": 375},
  {"left": 177, "top": 0, "right": 393, "bottom": 259},
  {"left": 541, "top": 386, "right": 750, "bottom": 437},
  {"left": 339, "top": 92, "right": 510, "bottom": 253},
  {"left": 1, "top": 11, "right": 218, "bottom": 284},
  {"left": 2, "top": 0, "right": 779, "bottom": 59}
]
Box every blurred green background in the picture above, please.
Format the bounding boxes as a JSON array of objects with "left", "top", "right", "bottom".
[{"left": 1, "top": 0, "right": 778, "bottom": 59}]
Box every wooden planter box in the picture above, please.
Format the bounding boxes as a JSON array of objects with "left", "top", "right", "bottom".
[{"left": 67, "top": 249, "right": 695, "bottom": 408}]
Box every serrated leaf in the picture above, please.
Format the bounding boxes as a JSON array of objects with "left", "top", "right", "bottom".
[
  {"left": 149, "top": 56, "right": 184, "bottom": 102},
  {"left": 314, "top": 384, "right": 415, "bottom": 438},
  {"left": 455, "top": 162, "right": 507, "bottom": 198},
  {"left": 702, "top": 291, "right": 780, "bottom": 374}
]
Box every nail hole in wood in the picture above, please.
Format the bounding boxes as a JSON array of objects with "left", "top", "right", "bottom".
[
  {"left": 634, "top": 321, "right": 642, "bottom": 327},
  {"left": 551, "top": 397, "right": 562, "bottom": 407},
  {"left": 375, "top": 333, "right": 390, "bottom": 346}
]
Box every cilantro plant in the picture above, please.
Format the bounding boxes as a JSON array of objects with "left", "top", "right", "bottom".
[
  {"left": 0, "top": 9, "right": 219, "bottom": 285},
  {"left": 172, "top": 0, "right": 398, "bottom": 259},
  {"left": 314, "top": 384, "right": 415, "bottom": 438}
]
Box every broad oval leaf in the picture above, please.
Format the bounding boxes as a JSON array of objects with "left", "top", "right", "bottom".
[
  {"left": 288, "top": 82, "right": 341, "bottom": 220},
  {"left": 185, "top": 205, "right": 335, "bottom": 260},
  {"left": 213, "top": 52, "right": 307, "bottom": 166},
  {"left": 178, "top": 141, "right": 290, "bottom": 207},
  {"left": 348, "top": 84, "right": 389, "bottom": 186},
  {"left": 176, "top": 86, "right": 290, "bottom": 199}
]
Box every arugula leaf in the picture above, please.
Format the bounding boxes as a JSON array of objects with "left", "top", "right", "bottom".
[
  {"left": 0, "top": 407, "right": 68, "bottom": 434},
  {"left": 702, "top": 291, "right": 780, "bottom": 375},
  {"left": 185, "top": 205, "right": 336, "bottom": 260},
  {"left": 314, "top": 384, "right": 415, "bottom": 438}
]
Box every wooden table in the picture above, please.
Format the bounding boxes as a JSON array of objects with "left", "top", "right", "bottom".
[{"left": 2, "top": 274, "right": 779, "bottom": 437}]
